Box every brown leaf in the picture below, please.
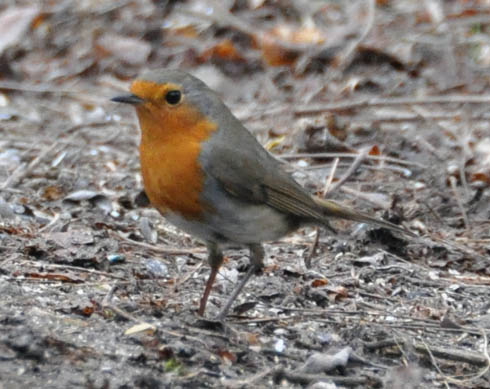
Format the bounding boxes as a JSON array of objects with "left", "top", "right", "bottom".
[
  {"left": 311, "top": 279, "right": 328, "bottom": 287},
  {"left": 217, "top": 349, "right": 237, "bottom": 364},
  {"left": 200, "top": 39, "right": 245, "bottom": 62},
  {"left": 247, "top": 333, "right": 259, "bottom": 345},
  {"left": 260, "top": 25, "right": 327, "bottom": 67},
  {"left": 369, "top": 144, "right": 381, "bottom": 156},
  {"left": 42, "top": 186, "right": 64, "bottom": 201}
]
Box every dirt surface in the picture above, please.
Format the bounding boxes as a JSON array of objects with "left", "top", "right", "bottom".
[{"left": 0, "top": 1, "right": 489, "bottom": 388}]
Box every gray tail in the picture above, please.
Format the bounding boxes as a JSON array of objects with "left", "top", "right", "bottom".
[{"left": 312, "top": 197, "right": 415, "bottom": 237}]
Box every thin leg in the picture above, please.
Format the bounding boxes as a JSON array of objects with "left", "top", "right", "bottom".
[
  {"left": 216, "top": 244, "right": 265, "bottom": 321},
  {"left": 198, "top": 243, "right": 223, "bottom": 316}
]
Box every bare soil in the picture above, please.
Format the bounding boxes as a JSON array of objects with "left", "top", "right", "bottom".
[{"left": 0, "top": 1, "right": 489, "bottom": 388}]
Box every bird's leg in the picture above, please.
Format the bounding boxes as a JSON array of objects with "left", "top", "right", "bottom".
[
  {"left": 216, "top": 244, "right": 265, "bottom": 321},
  {"left": 198, "top": 243, "right": 223, "bottom": 316}
]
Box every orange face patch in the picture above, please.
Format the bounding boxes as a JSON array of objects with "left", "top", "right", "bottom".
[{"left": 131, "top": 80, "right": 217, "bottom": 219}]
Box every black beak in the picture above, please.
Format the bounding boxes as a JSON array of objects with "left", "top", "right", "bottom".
[{"left": 111, "top": 94, "right": 144, "bottom": 105}]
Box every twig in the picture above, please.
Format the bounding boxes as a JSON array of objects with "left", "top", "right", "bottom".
[
  {"left": 1, "top": 130, "right": 81, "bottom": 191},
  {"left": 280, "top": 152, "right": 425, "bottom": 168},
  {"left": 421, "top": 331, "right": 490, "bottom": 386},
  {"left": 2, "top": 143, "right": 56, "bottom": 189},
  {"left": 364, "top": 339, "right": 490, "bottom": 367},
  {"left": 102, "top": 284, "right": 118, "bottom": 306},
  {"left": 367, "top": 111, "right": 490, "bottom": 123},
  {"left": 103, "top": 303, "right": 140, "bottom": 322},
  {"left": 339, "top": 186, "right": 391, "bottom": 209},
  {"left": 424, "top": 233, "right": 488, "bottom": 261},
  {"left": 232, "top": 309, "right": 488, "bottom": 337},
  {"left": 273, "top": 368, "right": 379, "bottom": 387},
  {"left": 174, "top": 262, "right": 203, "bottom": 292},
  {"left": 305, "top": 157, "right": 340, "bottom": 268},
  {"left": 421, "top": 340, "right": 451, "bottom": 389},
  {"left": 38, "top": 212, "right": 60, "bottom": 233},
  {"left": 326, "top": 149, "right": 368, "bottom": 194},
  {"left": 336, "top": 0, "right": 376, "bottom": 71},
  {"left": 112, "top": 230, "right": 206, "bottom": 255},
  {"left": 305, "top": 161, "right": 413, "bottom": 177},
  {"left": 295, "top": 95, "right": 490, "bottom": 115},
  {"left": 0, "top": 80, "right": 82, "bottom": 94},
  {"left": 0, "top": 187, "right": 24, "bottom": 194},
  {"left": 18, "top": 260, "right": 127, "bottom": 280},
  {"left": 322, "top": 157, "right": 339, "bottom": 195},
  {"left": 101, "top": 288, "right": 217, "bottom": 348},
  {"left": 449, "top": 176, "right": 470, "bottom": 231},
  {"left": 224, "top": 367, "right": 276, "bottom": 389}
]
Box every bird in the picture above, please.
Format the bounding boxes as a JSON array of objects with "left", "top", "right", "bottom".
[{"left": 112, "top": 69, "right": 414, "bottom": 320}]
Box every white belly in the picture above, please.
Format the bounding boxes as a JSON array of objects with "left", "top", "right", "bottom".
[{"left": 164, "top": 202, "right": 294, "bottom": 245}]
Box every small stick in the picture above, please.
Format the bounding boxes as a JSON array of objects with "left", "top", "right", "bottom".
[
  {"left": 113, "top": 230, "right": 205, "bottom": 255},
  {"left": 224, "top": 367, "right": 276, "bottom": 389},
  {"left": 1, "top": 131, "right": 79, "bottom": 190},
  {"left": 305, "top": 158, "right": 340, "bottom": 268},
  {"left": 295, "top": 95, "right": 490, "bottom": 116},
  {"left": 364, "top": 338, "right": 489, "bottom": 367},
  {"left": 449, "top": 176, "right": 470, "bottom": 231},
  {"left": 339, "top": 186, "right": 391, "bottom": 209},
  {"left": 322, "top": 157, "right": 339, "bottom": 195},
  {"left": 336, "top": 0, "right": 376, "bottom": 71},
  {"left": 326, "top": 149, "right": 368, "bottom": 194},
  {"left": 18, "top": 260, "right": 126, "bottom": 280}
]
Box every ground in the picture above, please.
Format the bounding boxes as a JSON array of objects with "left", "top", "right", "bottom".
[{"left": 0, "top": 1, "right": 489, "bottom": 388}]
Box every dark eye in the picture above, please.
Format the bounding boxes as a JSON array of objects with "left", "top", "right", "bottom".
[{"left": 165, "top": 90, "right": 181, "bottom": 105}]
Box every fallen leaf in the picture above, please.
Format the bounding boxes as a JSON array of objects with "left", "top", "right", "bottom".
[
  {"left": 42, "top": 186, "right": 64, "bottom": 201},
  {"left": 369, "top": 144, "right": 381, "bottom": 156},
  {"left": 311, "top": 279, "right": 328, "bottom": 287},
  {"left": 96, "top": 33, "right": 151, "bottom": 65},
  {"left": 200, "top": 39, "right": 245, "bottom": 62},
  {"left": 217, "top": 349, "right": 237, "bottom": 364},
  {"left": 260, "top": 25, "right": 326, "bottom": 66},
  {"left": 0, "top": 6, "right": 40, "bottom": 55}
]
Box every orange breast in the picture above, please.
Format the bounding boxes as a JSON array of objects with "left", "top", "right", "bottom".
[{"left": 136, "top": 102, "right": 217, "bottom": 220}]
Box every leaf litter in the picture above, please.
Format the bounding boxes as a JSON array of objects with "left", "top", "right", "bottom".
[{"left": 0, "top": 0, "right": 489, "bottom": 388}]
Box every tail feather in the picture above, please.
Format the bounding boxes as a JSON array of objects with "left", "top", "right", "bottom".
[{"left": 312, "top": 196, "right": 416, "bottom": 237}]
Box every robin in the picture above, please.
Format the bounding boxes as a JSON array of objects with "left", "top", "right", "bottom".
[{"left": 112, "top": 69, "right": 413, "bottom": 320}]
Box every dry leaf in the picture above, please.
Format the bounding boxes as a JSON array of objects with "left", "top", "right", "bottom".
[
  {"left": 0, "top": 6, "right": 40, "bottom": 55},
  {"left": 42, "top": 186, "right": 64, "bottom": 201},
  {"left": 200, "top": 39, "right": 245, "bottom": 62},
  {"left": 217, "top": 349, "right": 237, "bottom": 364},
  {"left": 311, "top": 279, "right": 328, "bottom": 287},
  {"left": 369, "top": 144, "right": 381, "bottom": 156},
  {"left": 260, "top": 25, "right": 325, "bottom": 66},
  {"left": 96, "top": 34, "right": 151, "bottom": 65}
]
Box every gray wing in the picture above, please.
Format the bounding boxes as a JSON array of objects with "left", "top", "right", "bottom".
[{"left": 200, "top": 138, "right": 328, "bottom": 224}]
